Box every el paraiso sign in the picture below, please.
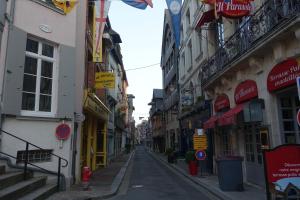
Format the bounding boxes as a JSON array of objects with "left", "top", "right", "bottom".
[{"left": 216, "top": 0, "right": 253, "bottom": 18}]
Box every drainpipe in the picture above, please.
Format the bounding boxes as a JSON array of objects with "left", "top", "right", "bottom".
[{"left": 0, "top": 0, "right": 16, "bottom": 136}]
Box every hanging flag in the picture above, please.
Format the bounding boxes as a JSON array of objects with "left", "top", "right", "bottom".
[
  {"left": 121, "top": 0, "right": 153, "bottom": 10},
  {"left": 52, "top": 0, "right": 78, "bottom": 14},
  {"left": 165, "top": 0, "right": 182, "bottom": 48},
  {"left": 93, "top": 0, "right": 111, "bottom": 63}
]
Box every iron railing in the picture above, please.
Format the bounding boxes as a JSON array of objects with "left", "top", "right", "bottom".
[
  {"left": 0, "top": 129, "right": 68, "bottom": 191},
  {"left": 201, "top": 0, "right": 300, "bottom": 86}
]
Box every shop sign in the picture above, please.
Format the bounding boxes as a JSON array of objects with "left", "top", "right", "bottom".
[
  {"left": 214, "top": 94, "right": 230, "bottom": 112},
  {"left": 263, "top": 144, "right": 300, "bottom": 198},
  {"left": 216, "top": 0, "right": 253, "bottom": 19},
  {"left": 234, "top": 80, "right": 258, "bottom": 104},
  {"left": 95, "top": 72, "right": 115, "bottom": 89},
  {"left": 267, "top": 58, "right": 300, "bottom": 92}
]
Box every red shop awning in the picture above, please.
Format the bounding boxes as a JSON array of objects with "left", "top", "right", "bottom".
[
  {"left": 203, "top": 115, "right": 219, "bottom": 130},
  {"left": 218, "top": 104, "right": 244, "bottom": 126},
  {"left": 196, "top": 9, "right": 216, "bottom": 28}
]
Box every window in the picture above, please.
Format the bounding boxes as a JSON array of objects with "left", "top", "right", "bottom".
[
  {"left": 186, "top": 9, "right": 191, "bottom": 27},
  {"left": 22, "top": 38, "right": 57, "bottom": 116},
  {"left": 17, "top": 149, "right": 53, "bottom": 163},
  {"left": 197, "top": 30, "right": 203, "bottom": 57},
  {"left": 216, "top": 20, "right": 225, "bottom": 47}
]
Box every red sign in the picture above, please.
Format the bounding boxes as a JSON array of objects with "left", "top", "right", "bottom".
[
  {"left": 55, "top": 123, "right": 71, "bottom": 140},
  {"left": 264, "top": 144, "right": 300, "bottom": 195},
  {"left": 234, "top": 80, "right": 258, "bottom": 104},
  {"left": 267, "top": 58, "right": 300, "bottom": 92},
  {"left": 214, "top": 94, "right": 230, "bottom": 112},
  {"left": 216, "top": 0, "right": 253, "bottom": 18}
]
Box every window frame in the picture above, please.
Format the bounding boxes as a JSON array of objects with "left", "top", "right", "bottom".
[{"left": 21, "top": 37, "right": 58, "bottom": 118}]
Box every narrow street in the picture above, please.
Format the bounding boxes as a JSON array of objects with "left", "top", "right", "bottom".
[{"left": 110, "top": 146, "right": 216, "bottom": 200}]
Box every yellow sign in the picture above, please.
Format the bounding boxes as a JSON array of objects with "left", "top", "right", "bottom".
[
  {"left": 52, "top": 0, "right": 77, "bottom": 14},
  {"left": 95, "top": 72, "right": 115, "bottom": 89},
  {"left": 193, "top": 133, "right": 208, "bottom": 150},
  {"left": 93, "top": 3, "right": 102, "bottom": 62}
]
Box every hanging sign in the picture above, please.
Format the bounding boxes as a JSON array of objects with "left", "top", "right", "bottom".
[
  {"left": 214, "top": 94, "right": 230, "bottom": 112},
  {"left": 234, "top": 80, "right": 258, "bottom": 104},
  {"left": 52, "top": 0, "right": 78, "bottom": 14},
  {"left": 95, "top": 72, "right": 115, "bottom": 89},
  {"left": 263, "top": 144, "right": 300, "bottom": 198},
  {"left": 216, "top": 0, "right": 253, "bottom": 19},
  {"left": 267, "top": 58, "right": 300, "bottom": 92}
]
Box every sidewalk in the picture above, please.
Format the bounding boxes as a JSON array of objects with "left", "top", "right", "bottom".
[
  {"left": 149, "top": 151, "right": 266, "bottom": 200},
  {"left": 47, "top": 151, "right": 134, "bottom": 200}
]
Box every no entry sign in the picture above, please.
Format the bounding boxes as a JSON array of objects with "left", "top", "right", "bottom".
[{"left": 55, "top": 123, "right": 71, "bottom": 140}]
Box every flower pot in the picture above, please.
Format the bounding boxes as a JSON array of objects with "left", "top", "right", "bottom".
[{"left": 188, "top": 161, "right": 198, "bottom": 176}]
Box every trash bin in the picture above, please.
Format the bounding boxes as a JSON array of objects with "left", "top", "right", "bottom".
[{"left": 216, "top": 156, "right": 244, "bottom": 191}]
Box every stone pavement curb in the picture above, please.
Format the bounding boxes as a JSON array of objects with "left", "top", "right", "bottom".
[
  {"left": 95, "top": 150, "right": 135, "bottom": 200},
  {"left": 148, "top": 151, "right": 232, "bottom": 200}
]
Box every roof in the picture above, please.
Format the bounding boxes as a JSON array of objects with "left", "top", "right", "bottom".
[{"left": 153, "top": 89, "right": 163, "bottom": 99}]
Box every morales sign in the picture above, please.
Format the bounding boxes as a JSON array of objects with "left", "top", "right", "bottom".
[
  {"left": 234, "top": 80, "right": 258, "bottom": 104},
  {"left": 264, "top": 144, "right": 300, "bottom": 198},
  {"left": 267, "top": 58, "right": 300, "bottom": 92}
]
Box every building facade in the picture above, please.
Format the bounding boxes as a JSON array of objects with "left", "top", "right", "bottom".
[
  {"left": 161, "top": 9, "right": 180, "bottom": 152},
  {"left": 200, "top": 0, "right": 300, "bottom": 188},
  {"left": 0, "top": 0, "right": 84, "bottom": 186},
  {"left": 149, "top": 89, "right": 165, "bottom": 152}
]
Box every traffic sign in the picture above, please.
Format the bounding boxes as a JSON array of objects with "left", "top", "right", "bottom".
[
  {"left": 297, "top": 109, "right": 300, "bottom": 127},
  {"left": 195, "top": 150, "right": 206, "bottom": 161},
  {"left": 55, "top": 123, "right": 71, "bottom": 140}
]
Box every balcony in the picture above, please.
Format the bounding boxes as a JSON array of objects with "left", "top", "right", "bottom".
[
  {"left": 201, "top": 0, "right": 300, "bottom": 87},
  {"left": 164, "top": 89, "right": 179, "bottom": 110}
]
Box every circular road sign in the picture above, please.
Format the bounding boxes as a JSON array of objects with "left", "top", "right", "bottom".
[
  {"left": 55, "top": 123, "right": 71, "bottom": 140},
  {"left": 195, "top": 150, "right": 206, "bottom": 161},
  {"left": 297, "top": 109, "right": 300, "bottom": 127}
]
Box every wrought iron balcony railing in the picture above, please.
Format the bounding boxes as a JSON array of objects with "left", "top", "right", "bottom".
[{"left": 201, "top": 0, "right": 300, "bottom": 86}]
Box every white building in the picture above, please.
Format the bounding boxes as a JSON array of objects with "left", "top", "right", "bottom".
[{"left": 0, "top": 0, "right": 85, "bottom": 188}]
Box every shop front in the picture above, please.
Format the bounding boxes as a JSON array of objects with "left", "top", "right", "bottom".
[
  {"left": 204, "top": 80, "right": 266, "bottom": 187},
  {"left": 267, "top": 58, "right": 300, "bottom": 144},
  {"left": 81, "top": 90, "right": 110, "bottom": 171}
]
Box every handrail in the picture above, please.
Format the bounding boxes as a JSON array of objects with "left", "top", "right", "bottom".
[
  {"left": 0, "top": 129, "right": 68, "bottom": 167},
  {"left": 0, "top": 129, "right": 68, "bottom": 191},
  {"left": 201, "top": 0, "right": 300, "bottom": 86}
]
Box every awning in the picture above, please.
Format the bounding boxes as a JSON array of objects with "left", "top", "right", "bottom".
[
  {"left": 218, "top": 104, "right": 244, "bottom": 126},
  {"left": 203, "top": 115, "right": 219, "bottom": 130},
  {"left": 196, "top": 9, "right": 216, "bottom": 28}
]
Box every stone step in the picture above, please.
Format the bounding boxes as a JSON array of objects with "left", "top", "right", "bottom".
[
  {"left": 18, "top": 183, "right": 57, "bottom": 200},
  {"left": 0, "top": 176, "right": 47, "bottom": 200},
  {"left": 0, "top": 171, "right": 32, "bottom": 190},
  {"left": 0, "top": 166, "right": 5, "bottom": 175}
]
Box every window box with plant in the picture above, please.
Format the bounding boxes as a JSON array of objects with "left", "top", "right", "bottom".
[{"left": 185, "top": 150, "right": 198, "bottom": 176}]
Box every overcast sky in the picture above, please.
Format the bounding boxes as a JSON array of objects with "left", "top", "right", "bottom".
[{"left": 109, "top": 0, "right": 167, "bottom": 124}]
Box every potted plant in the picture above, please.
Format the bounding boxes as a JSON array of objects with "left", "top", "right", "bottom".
[
  {"left": 185, "top": 150, "right": 198, "bottom": 175},
  {"left": 165, "top": 148, "right": 176, "bottom": 163},
  {"left": 125, "top": 144, "right": 131, "bottom": 154}
]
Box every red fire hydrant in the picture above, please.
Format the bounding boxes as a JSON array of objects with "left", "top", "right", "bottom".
[{"left": 82, "top": 166, "right": 92, "bottom": 190}]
